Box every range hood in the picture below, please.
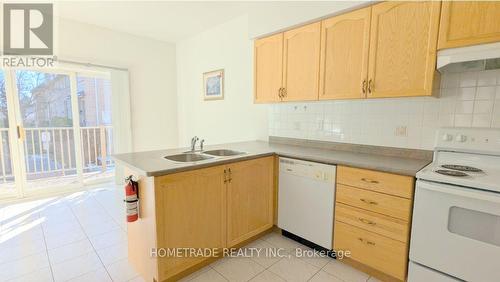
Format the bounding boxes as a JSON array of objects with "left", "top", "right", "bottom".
[{"left": 437, "top": 42, "right": 500, "bottom": 73}]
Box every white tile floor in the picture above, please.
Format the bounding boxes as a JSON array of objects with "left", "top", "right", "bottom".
[{"left": 0, "top": 185, "right": 380, "bottom": 282}]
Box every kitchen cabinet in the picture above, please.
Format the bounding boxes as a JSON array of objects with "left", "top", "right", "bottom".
[
  {"left": 126, "top": 156, "right": 275, "bottom": 282},
  {"left": 155, "top": 165, "right": 227, "bottom": 280},
  {"left": 254, "top": 33, "right": 283, "bottom": 103},
  {"left": 282, "top": 22, "right": 321, "bottom": 101},
  {"left": 367, "top": 1, "right": 441, "bottom": 98},
  {"left": 334, "top": 165, "right": 415, "bottom": 282},
  {"left": 438, "top": 1, "right": 500, "bottom": 49},
  {"left": 226, "top": 156, "right": 274, "bottom": 247},
  {"left": 319, "top": 7, "right": 371, "bottom": 100},
  {"left": 254, "top": 1, "right": 441, "bottom": 103},
  {"left": 335, "top": 221, "right": 408, "bottom": 281}
]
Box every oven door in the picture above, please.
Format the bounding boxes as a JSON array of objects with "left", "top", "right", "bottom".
[{"left": 410, "top": 180, "right": 500, "bottom": 282}]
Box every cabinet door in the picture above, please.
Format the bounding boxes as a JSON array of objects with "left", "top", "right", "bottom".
[
  {"left": 155, "top": 165, "right": 226, "bottom": 280},
  {"left": 227, "top": 157, "right": 274, "bottom": 247},
  {"left": 368, "top": 1, "right": 440, "bottom": 98},
  {"left": 438, "top": 1, "right": 500, "bottom": 49},
  {"left": 319, "top": 7, "right": 371, "bottom": 100},
  {"left": 283, "top": 22, "right": 321, "bottom": 101},
  {"left": 254, "top": 33, "right": 283, "bottom": 103}
]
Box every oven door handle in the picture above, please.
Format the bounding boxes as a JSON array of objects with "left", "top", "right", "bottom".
[{"left": 418, "top": 180, "right": 500, "bottom": 204}]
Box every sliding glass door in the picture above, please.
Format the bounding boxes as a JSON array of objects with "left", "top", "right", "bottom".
[
  {"left": 14, "top": 70, "right": 80, "bottom": 191},
  {"left": 0, "top": 68, "right": 115, "bottom": 199},
  {"left": 0, "top": 71, "right": 16, "bottom": 196},
  {"left": 76, "top": 74, "right": 114, "bottom": 182}
]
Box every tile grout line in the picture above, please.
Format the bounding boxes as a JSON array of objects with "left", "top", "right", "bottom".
[
  {"left": 68, "top": 193, "right": 114, "bottom": 282},
  {"left": 208, "top": 265, "right": 230, "bottom": 282},
  {"left": 38, "top": 210, "right": 57, "bottom": 282}
]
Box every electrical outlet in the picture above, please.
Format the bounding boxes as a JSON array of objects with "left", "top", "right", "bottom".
[{"left": 395, "top": 126, "right": 407, "bottom": 137}]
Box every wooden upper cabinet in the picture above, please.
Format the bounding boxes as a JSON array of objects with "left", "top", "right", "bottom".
[
  {"left": 226, "top": 157, "right": 274, "bottom": 247},
  {"left": 438, "top": 1, "right": 500, "bottom": 49},
  {"left": 254, "top": 33, "right": 283, "bottom": 103},
  {"left": 319, "top": 7, "right": 371, "bottom": 100},
  {"left": 283, "top": 22, "right": 321, "bottom": 101},
  {"left": 367, "top": 1, "right": 441, "bottom": 98}
]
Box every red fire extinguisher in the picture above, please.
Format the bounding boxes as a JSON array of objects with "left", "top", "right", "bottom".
[{"left": 124, "top": 175, "right": 139, "bottom": 222}]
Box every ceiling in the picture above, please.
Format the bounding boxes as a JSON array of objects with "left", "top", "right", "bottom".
[
  {"left": 56, "top": 1, "right": 363, "bottom": 43},
  {"left": 56, "top": 1, "right": 258, "bottom": 43}
]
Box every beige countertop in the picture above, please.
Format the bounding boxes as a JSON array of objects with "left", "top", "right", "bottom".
[{"left": 113, "top": 140, "right": 432, "bottom": 177}]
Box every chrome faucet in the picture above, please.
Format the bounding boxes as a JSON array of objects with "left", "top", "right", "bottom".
[
  {"left": 200, "top": 139, "right": 205, "bottom": 151},
  {"left": 190, "top": 136, "right": 199, "bottom": 152}
]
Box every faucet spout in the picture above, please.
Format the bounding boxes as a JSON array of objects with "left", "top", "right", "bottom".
[{"left": 190, "top": 136, "right": 199, "bottom": 152}]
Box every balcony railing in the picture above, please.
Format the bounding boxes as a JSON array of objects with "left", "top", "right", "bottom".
[
  {"left": 0, "top": 126, "right": 114, "bottom": 183},
  {"left": 0, "top": 128, "right": 14, "bottom": 183}
]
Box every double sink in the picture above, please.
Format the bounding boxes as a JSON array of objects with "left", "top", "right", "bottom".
[{"left": 164, "top": 149, "right": 245, "bottom": 163}]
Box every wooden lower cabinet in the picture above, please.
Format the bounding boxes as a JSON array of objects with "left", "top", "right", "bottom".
[
  {"left": 155, "top": 165, "right": 227, "bottom": 280},
  {"left": 334, "top": 166, "right": 415, "bottom": 282},
  {"left": 335, "top": 221, "right": 408, "bottom": 281},
  {"left": 335, "top": 203, "right": 408, "bottom": 243},
  {"left": 127, "top": 157, "right": 275, "bottom": 282},
  {"left": 336, "top": 184, "right": 412, "bottom": 221},
  {"left": 227, "top": 157, "right": 275, "bottom": 247}
]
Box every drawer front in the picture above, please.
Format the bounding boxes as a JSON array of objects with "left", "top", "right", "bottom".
[
  {"left": 335, "top": 203, "right": 409, "bottom": 242},
  {"left": 336, "top": 184, "right": 412, "bottom": 221},
  {"left": 337, "top": 166, "right": 414, "bottom": 199},
  {"left": 334, "top": 221, "right": 408, "bottom": 280}
]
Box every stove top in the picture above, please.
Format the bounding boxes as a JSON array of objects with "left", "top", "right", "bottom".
[{"left": 417, "top": 128, "right": 500, "bottom": 193}]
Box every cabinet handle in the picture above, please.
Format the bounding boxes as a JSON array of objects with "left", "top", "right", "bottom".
[
  {"left": 283, "top": 88, "right": 287, "bottom": 98},
  {"left": 223, "top": 169, "right": 227, "bottom": 183},
  {"left": 360, "top": 198, "right": 378, "bottom": 205},
  {"left": 362, "top": 80, "right": 367, "bottom": 94},
  {"left": 278, "top": 87, "right": 283, "bottom": 99},
  {"left": 368, "top": 79, "right": 373, "bottom": 94},
  {"left": 359, "top": 218, "right": 376, "bottom": 226},
  {"left": 361, "top": 178, "right": 379, "bottom": 184},
  {"left": 228, "top": 168, "right": 232, "bottom": 183},
  {"left": 358, "top": 237, "right": 376, "bottom": 246}
]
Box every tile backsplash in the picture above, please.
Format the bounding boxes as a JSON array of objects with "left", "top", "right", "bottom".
[{"left": 268, "top": 69, "right": 500, "bottom": 150}]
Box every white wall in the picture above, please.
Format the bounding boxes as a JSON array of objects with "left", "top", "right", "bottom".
[
  {"left": 248, "top": 1, "right": 367, "bottom": 38},
  {"left": 176, "top": 15, "right": 268, "bottom": 147},
  {"left": 57, "top": 19, "right": 178, "bottom": 152},
  {"left": 269, "top": 70, "right": 500, "bottom": 150}
]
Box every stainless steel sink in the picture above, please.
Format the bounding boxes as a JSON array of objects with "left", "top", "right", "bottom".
[
  {"left": 203, "top": 149, "right": 245, "bottom": 157},
  {"left": 164, "top": 153, "right": 213, "bottom": 162}
]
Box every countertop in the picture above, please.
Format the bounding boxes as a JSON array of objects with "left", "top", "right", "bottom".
[{"left": 113, "top": 140, "right": 431, "bottom": 177}]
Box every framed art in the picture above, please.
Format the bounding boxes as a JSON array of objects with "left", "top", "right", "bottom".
[{"left": 203, "top": 69, "right": 224, "bottom": 100}]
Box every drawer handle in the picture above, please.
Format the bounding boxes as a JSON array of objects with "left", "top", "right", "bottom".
[
  {"left": 360, "top": 198, "right": 378, "bottom": 205},
  {"left": 361, "top": 178, "right": 379, "bottom": 184},
  {"left": 358, "top": 237, "right": 376, "bottom": 246},
  {"left": 358, "top": 218, "right": 376, "bottom": 226}
]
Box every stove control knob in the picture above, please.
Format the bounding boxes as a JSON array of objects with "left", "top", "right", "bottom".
[
  {"left": 455, "top": 134, "right": 467, "bottom": 142},
  {"left": 442, "top": 134, "right": 453, "bottom": 141}
]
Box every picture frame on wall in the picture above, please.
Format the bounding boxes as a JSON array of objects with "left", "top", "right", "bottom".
[{"left": 203, "top": 69, "right": 224, "bottom": 100}]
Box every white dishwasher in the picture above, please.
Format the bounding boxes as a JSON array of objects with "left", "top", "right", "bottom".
[{"left": 278, "top": 157, "right": 336, "bottom": 249}]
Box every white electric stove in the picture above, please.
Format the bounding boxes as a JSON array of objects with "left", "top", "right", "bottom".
[{"left": 409, "top": 127, "right": 500, "bottom": 282}]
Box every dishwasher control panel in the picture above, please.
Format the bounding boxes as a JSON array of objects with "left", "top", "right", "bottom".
[{"left": 280, "top": 158, "right": 335, "bottom": 183}]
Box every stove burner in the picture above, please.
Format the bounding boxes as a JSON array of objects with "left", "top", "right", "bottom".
[
  {"left": 441, "top": 165, "right": 483, "bottom": 173},
  {"left": 435, "top": 169, "right": 469, "bottom": 177}
]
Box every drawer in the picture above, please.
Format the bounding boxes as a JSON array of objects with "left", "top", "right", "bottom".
[
  {"left": 335, "top": 203, "right": 409, "bottom": 242},
  {"left": 334, "top": 221, "right": 408, "bottom": 281},
  {"left": 337, "top": 166, "right": 414, "bottom": 199},
  {"left": 336, "top": 184, "right": 412, "bottom": 221}
]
